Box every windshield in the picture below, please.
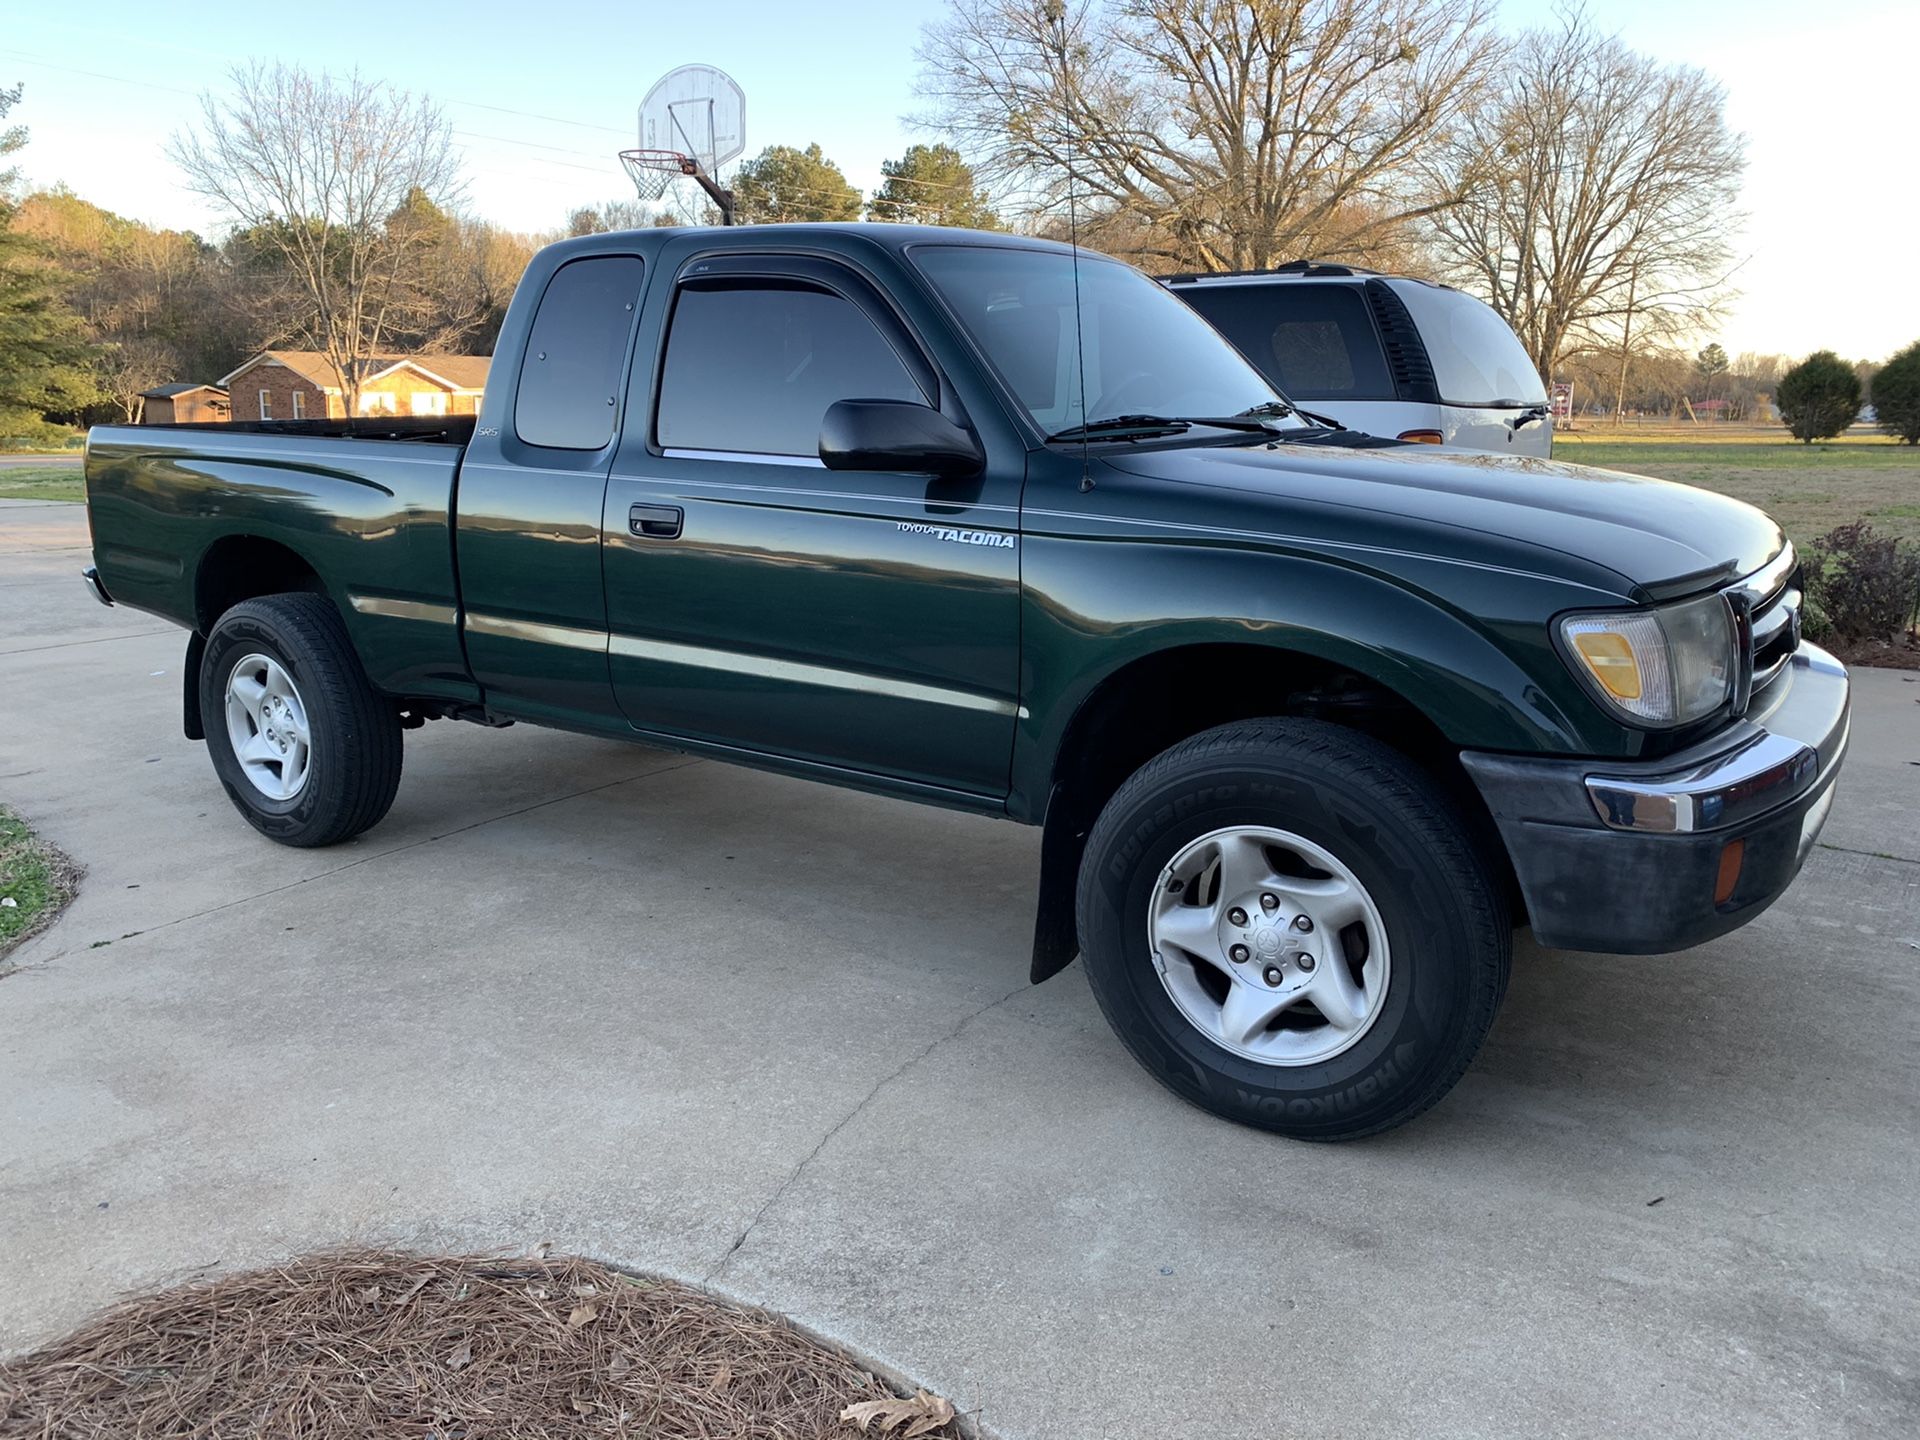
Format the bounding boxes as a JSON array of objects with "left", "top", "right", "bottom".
[
  {"left": 912, "top": 244, "right": 1290, "bottom": 436},
  {"left": 1391, "top": 281, "right": 1548, "bottom": 407}
]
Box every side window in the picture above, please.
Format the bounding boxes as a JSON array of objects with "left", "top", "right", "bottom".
[
  {"left": 1182, "top": 284, "right": 1395, "bottom": 401},
  {"left": 656, "top": 281, "right": 927, "bottom": 457},
  {"left": 515, "top": 255, "right": 646, "bottom": 450}
]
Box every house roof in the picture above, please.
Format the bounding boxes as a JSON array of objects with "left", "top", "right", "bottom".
[
  {"left": 218, "top": 350, "right": 491, "bottom": 392},
  {"left": 139, "top": 382, "right": 229, "bottom": 398}
]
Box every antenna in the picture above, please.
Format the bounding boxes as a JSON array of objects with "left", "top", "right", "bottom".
[{"left": 1049, "top": 3, "right": 1093, "bottom": 491}]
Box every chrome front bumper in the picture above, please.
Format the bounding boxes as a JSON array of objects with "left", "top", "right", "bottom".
[{"left": 1583, "top": 646, "right": 1849, "bottom": 835}]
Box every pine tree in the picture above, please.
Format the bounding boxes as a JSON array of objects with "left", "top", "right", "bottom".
[
  {"left": 731, "top": 145, "right": 862, "bottom": 224},
  {"left": 1775, "top": 351, "right": 1861, "bottom": 444},
  {"left": 1868, "top": 341, "right": 1920, "bottom": 445},
  {"left": 867, "top": 145, "right": 1001, "bottom": 229},
  {"left": 0, "top": 85, "right": 98, "bottom": 435}
]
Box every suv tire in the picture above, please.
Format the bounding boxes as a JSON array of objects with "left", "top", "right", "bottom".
[{"left": 1076, "top": 718, "right": 1509, "bottom": 1140}]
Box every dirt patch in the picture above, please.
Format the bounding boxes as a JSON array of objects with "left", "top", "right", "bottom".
[
  {"left": 0, "top": 806, "right": 81, "bottom": 973},
  {"left": 0, "top": 1251, "right": 967, "bottom": 1438}
]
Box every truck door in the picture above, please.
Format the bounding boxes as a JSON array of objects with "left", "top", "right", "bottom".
[
  {"left": 602, "top": 251, "right": 1022, "bottom": 799},
  {"left": 454, "top": 253, "right": 647, "bottom": 726}
]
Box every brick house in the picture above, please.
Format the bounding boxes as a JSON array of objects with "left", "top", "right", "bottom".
[{"left": 217, "top": 351, "right": 490, "bottom": 421}]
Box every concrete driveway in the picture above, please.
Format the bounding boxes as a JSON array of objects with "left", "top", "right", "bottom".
[{"left": 3, "top": 496, "right": 1917, "bottom": 1437}]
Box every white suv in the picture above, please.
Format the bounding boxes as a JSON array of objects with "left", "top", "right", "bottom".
[{"left": 1163, "top": 264, "right": 1553, "bottom": 457}]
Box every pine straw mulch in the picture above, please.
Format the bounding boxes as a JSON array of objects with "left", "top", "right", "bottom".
[
  {"left": 0, "top": 1251, "right": 966, "bottom": 1440},
  {"left": 1829, "top": 628, "right": 1920, "bottom": 671}
]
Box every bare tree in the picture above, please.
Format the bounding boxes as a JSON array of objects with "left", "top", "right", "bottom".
[
  {"left": 97, "top": 338, "right": 178, "bottom": 423},
  {"left": 1423, "top": 7, "right": 1745, "bottom": 379},
  {"left": 916, "top": 0, "right": 1500, "bottom": 271},
  {"left": 169, "top": 64, "right": 464, "bottom": 416}
]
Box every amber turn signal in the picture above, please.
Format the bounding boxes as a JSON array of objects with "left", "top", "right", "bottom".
[
  {"left": 1397, "top": 429, "right": 1444, "bottom": 444},
  {"left": 1714, "top": 839, "right": 1745, "bottom": 906}
]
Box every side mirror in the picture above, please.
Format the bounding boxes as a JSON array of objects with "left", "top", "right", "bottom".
[{"left": 820, "top": 399, "right": 985, "bottom": 480}]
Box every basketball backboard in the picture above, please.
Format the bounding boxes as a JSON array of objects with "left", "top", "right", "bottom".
[{"left": 638, "top": 64, "right": 746, "bottom": 175}]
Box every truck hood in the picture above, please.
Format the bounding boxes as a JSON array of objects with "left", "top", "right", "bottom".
[{"left": 1100, "top": 440, "right": 1786, "bottom": 596}]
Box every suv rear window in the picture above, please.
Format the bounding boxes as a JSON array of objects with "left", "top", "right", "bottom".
[
  {"left": 1390, "top": 281, "right": 1547, "bottom": 407},
  {"left": 1176, "top": 284, "right": 1395, "bottom": 401}
]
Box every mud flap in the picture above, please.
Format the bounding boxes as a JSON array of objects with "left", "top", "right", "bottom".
[
  {"left": 183, "top": 631, "right": 206, "bottom": 741},
  {"left": 1030, "top": 785, "right": 1086, "bottom": 983}
]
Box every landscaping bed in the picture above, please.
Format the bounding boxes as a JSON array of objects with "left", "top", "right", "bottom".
[{"left": 0, "top": 1251, "right": 966, "bottom": 1438}]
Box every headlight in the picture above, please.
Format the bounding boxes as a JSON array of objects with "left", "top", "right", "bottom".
[{"left": 1558, "top": 593, "right": 1736, "bottom": 727}]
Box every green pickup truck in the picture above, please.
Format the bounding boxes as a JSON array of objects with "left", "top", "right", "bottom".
[{"left": 82, "top": 224, "right": 1849, "bottom": 1139}]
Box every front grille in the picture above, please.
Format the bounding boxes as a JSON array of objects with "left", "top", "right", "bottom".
[{"left": 1730, "top": 546, "right": 1800, "bottom": 713}]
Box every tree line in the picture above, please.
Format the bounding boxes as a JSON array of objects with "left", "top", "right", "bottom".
[{"left": 3, "top": 2, "right": 1915, "bottom": 441}]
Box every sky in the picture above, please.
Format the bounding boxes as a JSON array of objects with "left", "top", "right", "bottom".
[{"left": 4, "top": 0, "right": 1916, "bottom": 362}]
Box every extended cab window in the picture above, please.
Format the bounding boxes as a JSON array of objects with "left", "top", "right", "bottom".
[
  {"left": 514, "top": 256, "right": 646, "bottom": 450},
  {"left": 656, "top": 282, "right": 926, "bottom": 457},
  {"left": 1179, "top": 284, "right": 1395, "bottom": 401}
]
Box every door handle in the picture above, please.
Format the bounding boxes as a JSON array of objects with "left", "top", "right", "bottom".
[{"left": 629, "top": 504, "right": 683, "bottom": 539}]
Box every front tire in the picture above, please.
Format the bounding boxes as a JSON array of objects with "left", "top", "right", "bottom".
[
  {"left": 200, "top": 594, "right": 403, "bottom": 848},
  {"left": 1076, "top": 719, "right": 1509, "bottom": 1140}
]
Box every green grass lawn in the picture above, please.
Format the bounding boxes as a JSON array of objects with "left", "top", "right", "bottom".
[
  {"left": 0, "top": 465, "right": 84, "bottom": 503},
  {"left": 1552, "top": 432, "right": 1920, "bottom": 552},
  {"left": 0, "top": 806, "right": 79, "bottom": 969}
]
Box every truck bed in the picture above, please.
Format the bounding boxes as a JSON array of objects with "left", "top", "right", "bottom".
[{"left": 84, "top": 422, "right": 479, "bottom": 707}]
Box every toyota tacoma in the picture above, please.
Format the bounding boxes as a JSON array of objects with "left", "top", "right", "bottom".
[{"left": 81, "top": 225, "right": 1849, "bottom": 1139}]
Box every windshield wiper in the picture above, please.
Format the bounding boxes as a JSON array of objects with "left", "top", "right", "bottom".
[
  {"left": 1235, "top": 401, "right": 1295, "bottom": 419},
  {"left": 1237, "top": 399, "right": 1347, "bottom": 432},
  {"left": 1046, "top": 414, "right": 1191, "bottom": 442},
  {"left": 1238, "top": 399, "right": 1346, "bottom": 431},
  {"left": 1047, "top": 412, "right": 1289, "bottom": 443}
]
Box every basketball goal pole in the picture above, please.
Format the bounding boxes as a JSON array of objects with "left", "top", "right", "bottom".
[{"left": 688, "top": 162, "right": 736, "bottom": 226}]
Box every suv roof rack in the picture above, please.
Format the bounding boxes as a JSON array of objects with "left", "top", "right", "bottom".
[{"left": 1158, "top": 260, "right": 1382, "bottom": 283}]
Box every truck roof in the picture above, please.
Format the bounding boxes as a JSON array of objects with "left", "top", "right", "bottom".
[{"left": 546, "top": 222, "right": 1082, "bottom": 263}]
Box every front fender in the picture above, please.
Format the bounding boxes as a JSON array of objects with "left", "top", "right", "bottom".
[{"left": 1009, "top": 525, "right": 1635, "bottom": 822}]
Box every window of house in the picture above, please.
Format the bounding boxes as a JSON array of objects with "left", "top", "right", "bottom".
[
  {"left": 410, "top": 390, "right": 449, "bottom": 416},
  {"left": 655, "top": 282, "right": 926, "bottom": 457},
  {"left": 514, "top": 255, "right": 647, "bottom": 450},
  {"left": 291, "top": 391, "right": 305, "bottom": 419},
  {"left": 258, "top": 389, "right": 272, "bottom": 420},
  {"left": 357, "top": 392, "right": 398, "bottom": 416}
]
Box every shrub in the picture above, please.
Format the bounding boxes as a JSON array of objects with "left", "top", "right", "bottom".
[
  {"left": 1775, "top": 351, "right": 1861, "bottom": 443},
  {"left": 1801, "top": 522, "right": 1920, "bottom": 644},
  {"left": 1870, "top": 341, "right": 1920, "bottom": 445}
]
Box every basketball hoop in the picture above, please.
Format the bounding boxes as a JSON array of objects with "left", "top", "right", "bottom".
[
  {"left": 619, "top": 148, "right": 698, "bottom": 202},
  {"left": 624, "top": 64, "right": 747, "bottom": 225}
]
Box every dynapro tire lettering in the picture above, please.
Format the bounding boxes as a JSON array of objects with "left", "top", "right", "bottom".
[{"left": 897, "top": 521, "right": 1015, "bottom": 550}]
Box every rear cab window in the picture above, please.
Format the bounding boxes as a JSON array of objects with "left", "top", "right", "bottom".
[
  {"left": 514, "top": 256, "right": 647, "bottom": 450},
  {"left": 1177, "top": 283, "right": 1395, "bottom": 401},
  {"left": 655, "top": 281, "right": 928, "bottom": 459}
]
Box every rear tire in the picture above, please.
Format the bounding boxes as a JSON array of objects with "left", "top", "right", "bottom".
[
  {"left": 200, "top": 594, "right": 403, "bottom": 848},
  {"left": 1075, "top": 718, "right": 1509, "bottom": 1140}
]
